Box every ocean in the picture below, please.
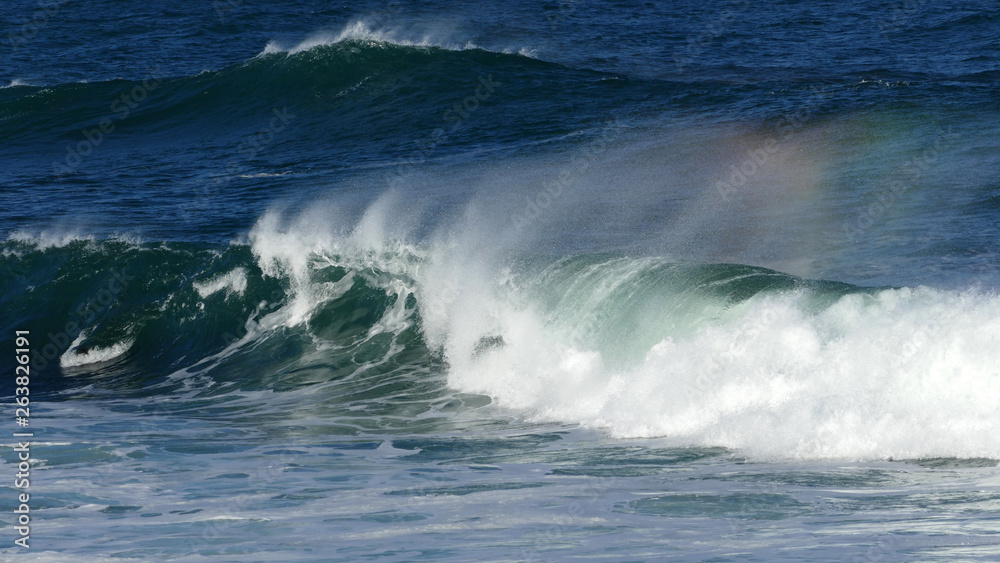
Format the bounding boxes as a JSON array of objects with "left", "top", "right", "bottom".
[{"left": 2, "top": 0, "right": 1000, "bottom": 560}]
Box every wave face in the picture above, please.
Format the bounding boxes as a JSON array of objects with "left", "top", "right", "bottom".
[{"left": 6, "top": 200, "right": 1000, "bottom": 460}]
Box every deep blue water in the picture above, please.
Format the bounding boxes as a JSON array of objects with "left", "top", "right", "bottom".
[{"left": 2, "top": 1, "right": 1000, "bottom": 560}]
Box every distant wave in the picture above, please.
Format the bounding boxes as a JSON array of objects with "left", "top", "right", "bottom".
[
  {"left": 0, "top": 32, "right": 562, "bottom": 149},
  {"left": 260, "top": 20, "right": 536, "bottom": 58}
]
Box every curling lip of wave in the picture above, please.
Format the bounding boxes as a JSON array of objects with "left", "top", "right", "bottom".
[{"left": 60, "top": 333, "right": 135, "bottom": 368}]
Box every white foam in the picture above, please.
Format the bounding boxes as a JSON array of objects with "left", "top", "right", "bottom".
[
  {"left": 249, "top": 209, "right": 348, "bottom": 327},
  {"left": 60, "top": 333, "right": 134, "bottom": 368},
  {"left": 4, "top": 230, "right": 142, "bottom": 250},
  {"left": 243, "top": 199, "right": 1000, "bottom": 461},
  {"left": 194, "top": 267, "right": 248, "bottom": 298},
  {"left": 262, "top": 21, "right": 442, "bottom": 56},
  {"left": 259, "top": 20, "right": 534, "bottom": 57},
  {"left": 6, "top": 230, "right": 94, "bottom": 249},
  {"left": 237, "top": 172, "right": 290, "bottom": 178},
  {"left": 247, "top": 198, "right": 425, "bottom": 328},
  {"left": 440, "top": 283, "right": 1000, "bottom": 461}
]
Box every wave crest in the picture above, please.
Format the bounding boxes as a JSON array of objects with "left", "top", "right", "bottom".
[{"left": 261, "top": 20, "right": 499, "bottom": 56}]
